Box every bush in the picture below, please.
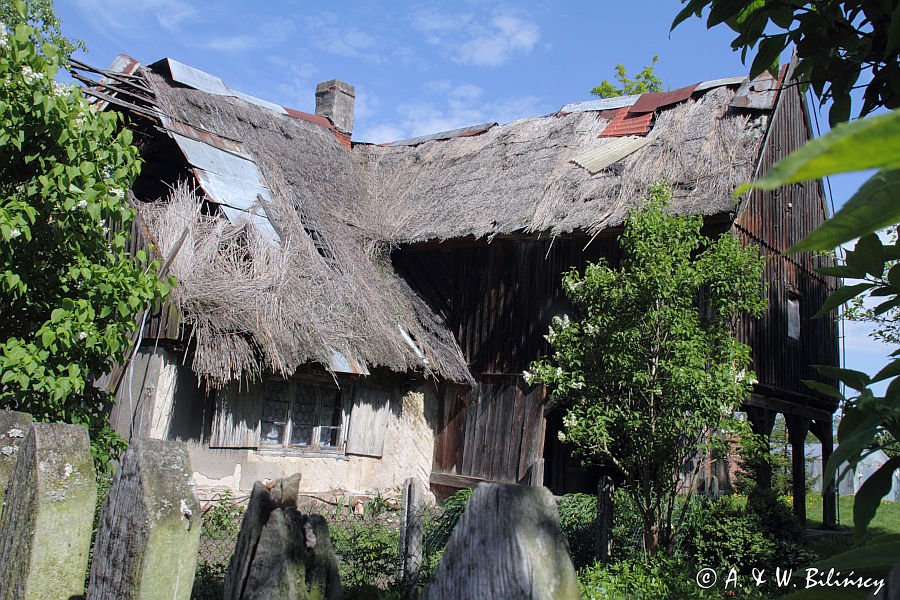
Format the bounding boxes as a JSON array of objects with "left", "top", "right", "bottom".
[
  {"left": 579, "top": 555, "right": 725, "bottom": 600},
  {"left": 558, "top": 493, "right": 597, "bottom": 568}
]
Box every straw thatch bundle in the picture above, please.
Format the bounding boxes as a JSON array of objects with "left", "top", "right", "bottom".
[{"left": 353, "top": 87, "right": 762, "bottom": 243}]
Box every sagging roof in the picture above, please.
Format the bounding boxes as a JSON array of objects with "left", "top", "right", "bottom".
[{"left": 80, "top": 56, "right": 784, "bottom": 387}]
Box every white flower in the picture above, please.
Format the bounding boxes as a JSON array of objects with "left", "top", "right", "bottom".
[
  {"left": 9, "top": 228, "right": 20, "bottom": 239},
  {"left": 110, "top": 187, "right": 125, "bottom": 200},
  {"left": 0, "top": 27, "right": 7, "bottom": 50},
  {"left": 522, "top": 370, "right": 532, "bottom": 384},
  {"left": 51, "top": 80, "right": 69, "bottom": 98},
  {"left": 75, "top": 199, "right": 87, "bottom": 209},
  {"left": 21, "top": 65, "right": 42, "bottom": 84},
  {"left": 78, "top": 331, "right": 88, "bottom": 340}
]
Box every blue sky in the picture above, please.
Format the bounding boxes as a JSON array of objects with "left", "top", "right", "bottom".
[{"left": 55, "top": 0, "right": 891, "bottom": 388}]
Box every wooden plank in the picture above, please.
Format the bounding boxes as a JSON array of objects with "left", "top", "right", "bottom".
[
  {"left": 210, "top": 381, "right": 262, "bottom": 448},
  {"left": 346, "top": 386, "right": 391, "bottom": 457}
]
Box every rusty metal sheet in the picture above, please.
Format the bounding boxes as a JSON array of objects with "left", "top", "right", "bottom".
[
  {"left": 730, "top": 67, "right": 785, "bottom": 110},
  {"left": 387, "top": 122, "right": 497, "bottom": 147},
  {"left": 560, "top": 94, "right": 641, "bottom": 113},
  {"left": 629, "top": 83, "right": 699, "bottom": 114},
  {"left": 329, "top": 350, "right": 370, "bottom": 375},
  {"left": 695, "top": 75, "right": 747, "bottom": 92},
  {"left": 573, "top": 136, "right": 651, "bottom": 174}
]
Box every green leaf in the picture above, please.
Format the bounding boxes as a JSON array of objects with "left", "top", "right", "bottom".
[
  {"left": 801, "top": 379, "right": 844, "bottom": 401},
  {"left": 749, "top": 35, "right": 784, "bottom": 79},
  {"left": 874, "top": 295, "right": 900, "bottom": 316},
  {"left": 735, "top": 110, "right": 900, "bottom": 195},
  {"left": 854, "top": 457, "right": 900, "bottom": 536},
  {"left": 872, "top": 359, "right": 900, "bottom": 383},
  {"left": 848, "top": 233, "right": 885, "bottom": 277},
  {"left": 792, "top": 170, "right": 900, "bottom": 253},
  {"left": 814, "top": 365, "right": 872, "bottom": 392},
  {"left": 816, "top": 264, "right": 865, "bottom": 279},
  {"left": 813, "top": 282, "right": 874, "bottom": 318},
  {"left": 824, "top": 414, "right": 881, "bottom": 486}
]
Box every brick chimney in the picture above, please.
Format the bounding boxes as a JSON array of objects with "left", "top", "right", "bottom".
[{"left": 315, "top": 79, "right": 355, "bottom": 136}]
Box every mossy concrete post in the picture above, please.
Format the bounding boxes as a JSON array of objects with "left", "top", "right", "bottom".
[
  {"left": 399, "top": 477, "right": 424, "bottom": 585},
  {"left": 0, "top": 423, "right": 97, "bottom": 600},
  {"left": 87, "top": 438, "right": 200, "bottom": 600},
  {"left": 0, "top": 409, "right": 32, "bottom": 507},
  {"left": 421, "top": 483, "right": 579, "bottom": 600},
  {"left": 224, "top": 473, "right": 343, "bottom": 600}
]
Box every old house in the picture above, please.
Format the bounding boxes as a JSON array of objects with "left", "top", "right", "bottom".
[{"left": 78, "top": 55, "right": 839, "bottom": 523}]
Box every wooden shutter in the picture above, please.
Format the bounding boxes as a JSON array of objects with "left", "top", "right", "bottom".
[
  {"left": 346, "top": 386, "right": 391, "bottom": 457},
  {"left": 210, "top": 381, "right": 263, "bottom": 448}
]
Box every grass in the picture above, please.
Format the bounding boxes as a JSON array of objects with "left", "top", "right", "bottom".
[{"left": 805, "top": 493, "right": 900, "bottom": 534}]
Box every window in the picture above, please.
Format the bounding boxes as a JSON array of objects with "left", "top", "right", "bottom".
[
  {"left": 260, "top": 381, "right": 344, "bottom": 451},
  {"left": 787, "top": 296, "right": 800, "bottom": 340}
]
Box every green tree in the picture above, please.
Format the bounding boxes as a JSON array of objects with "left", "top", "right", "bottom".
[
  {"left": 0, "top": 15, "right": 173, "bottom": 470},
  {"left": 528, "top": 183, "right": 766, "bottom": 556},
  {"left": 591, "top": 55, "right": 663, "bottom": 98},
  {"left": 672, "top": 0, "right": 900, "bottom": 125}
]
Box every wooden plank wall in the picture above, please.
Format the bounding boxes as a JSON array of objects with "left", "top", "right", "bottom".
[
  {"left": 433, "top": 376, "right": 545, "bottom": 483},
  {"left": 732, "top": 83, "right": 840, "bottom": 412}
]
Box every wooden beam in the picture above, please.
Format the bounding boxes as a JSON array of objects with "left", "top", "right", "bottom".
[
  {"left": 786, "top": 415, "right": 811, "bottom": 525},
  {"left": 743, "top": 392, "right": 833, "bottom": 421},
  {"left": 430, "top": 471, "right": 494, "bottom": 489}
]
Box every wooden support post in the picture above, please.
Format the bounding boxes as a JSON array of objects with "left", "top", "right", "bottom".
[
  {"left": 786, "top": 415, "right": 811, "bottom": 524},
  {"left": 745, "top": 405, "right": 777, "bottom": 491},
  {"left": 0, "top": 423, "right": 96, "bottom": 600},
  {"left": 596, "top": 475, "right": 613, "bottom": 563},
  {"left": 87, "top": 438, "right": 200, "bottom": 600},
  {"left": 421, "top": 483, "right": 578, "bottom": 600},
  {"left": 400, "top": 477, "right": 424, "bottom": 586},
  {"left": 810, "top": 419, "right": 836, "bottom": 528},
  {"left": 0, "top": 410, "right": 32, "bottom": 507},
  {"left": 224, "top": 473, "right": 342, "bottom": 600}
]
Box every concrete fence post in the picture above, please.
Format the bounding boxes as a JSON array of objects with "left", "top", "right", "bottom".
[
  {"left": 87, "top": 438, "right": 200, "bottom": 600},
  {"left": 0, "top": 423, "right": 97, "bottom": 600},
  {"left": 421, "top": 483, "right": 579, "bottom": 600},
  {"left": 399, "top": 477, "right": 424, "bottom": 586},
  {"left": 0, "top": 410, "right": 32, "bottom": 507}
]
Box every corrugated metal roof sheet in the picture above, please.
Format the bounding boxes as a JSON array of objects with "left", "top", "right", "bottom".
[
  {"left": 629, "top": 84, "right": 698, "bottom": 114},
  {"left": 154, "top": 58, "right": 288, "bottom": 115},
  {"left": 168, "top": 132, "right": 280, "bottom": 243},
  {"left": 559, "top": 94, "right": 641, "bottom": 113},
  {"left": 573, "top": 136, "right": 651, "bottom": 174},
  {"left": 387, "top": 122, "right": 497, "bottom": 147},
  {"left": 695, "top": 76, "right": 747, "bottom": 92},
  {"left": 599, "top": 109, "right": 654, "bottom": 137}
]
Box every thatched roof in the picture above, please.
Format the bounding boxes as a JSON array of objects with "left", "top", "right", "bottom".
[
  {"left": 106, "top": 58, "right": 775, "bottom": 387},
  {"left": 352, "top": 86, "right": 764, "bottom": 244}
]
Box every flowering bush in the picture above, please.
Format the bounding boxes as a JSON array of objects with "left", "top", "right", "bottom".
[{"left": 0, "top": 12, "right": 173, "bottom": 469}]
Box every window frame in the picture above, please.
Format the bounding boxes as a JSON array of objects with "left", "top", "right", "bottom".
[
  {"left": 786, "top": 293, "right": 801, "bottom": 341},
  {"left": 258, "top": 379, "right": 350, "bottom": 455}
]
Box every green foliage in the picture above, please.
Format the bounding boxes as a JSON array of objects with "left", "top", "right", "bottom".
[
  {"left": 528, "top": 183, "right": 766, "bottom": 555},
  {"left": 672, "top": 0, "right": 900, "bottom": 124},
  {"left": 579, "top": 555, "right": 725, "bottom": 600},
  {"left": 0, "top": 12, "right": 174, "bottom": 464},
  {"left": 557, "top": 493, "right": 598, "bottom": 568},
  {"left": 201, "top": 490, "right": 244, "bottom": 540},
  {"left": 591, "top": 55, "right": 663, "bottom": 98},
  {"left": 330, "top": 520, "right": 400, "bottom": 591},
  {"left": 0, "top": 0, "right": 82, "bottom": 61}
]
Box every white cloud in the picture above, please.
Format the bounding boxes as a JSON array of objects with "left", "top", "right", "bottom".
[
  {"left": 304, "top": 12, "right": 402, "bottom": 64},
  {"left": 196, "top": 18, "right": 296, "bottom": 52},
  {"left": 411, "top": 8, "right": 540, "bottom": 67},
  {"left": 355, "top": 79, "right": 544, "bottom": 143},
  {"left": 74, "top": 0, "right": 198, "bottom": 33}
]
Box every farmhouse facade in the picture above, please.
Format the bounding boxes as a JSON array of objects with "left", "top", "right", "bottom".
[{"left": 79, "top": 55, "right": 839, "bottom": 523}]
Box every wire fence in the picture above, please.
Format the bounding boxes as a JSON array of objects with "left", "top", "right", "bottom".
[{"left": 190, "top": 487, "right": 471, "bottom": 600}]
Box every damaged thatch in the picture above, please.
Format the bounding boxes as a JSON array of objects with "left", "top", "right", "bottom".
[
  {"left": 140, "top": 71, "right": 472, "bottom": 387},
  {"left": 129, "top": 62, "right": 769, "bottom": 389},
  {"left": 352, "top": 87, "right": 763, "bottom": 243}
]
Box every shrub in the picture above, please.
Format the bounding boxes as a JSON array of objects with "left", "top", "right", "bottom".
[
  {"left": 579, "top": 555, "right": 725, "bottom": 600},
  {"left": 558, "top": 493, "right": 597, "bottom": 568}
]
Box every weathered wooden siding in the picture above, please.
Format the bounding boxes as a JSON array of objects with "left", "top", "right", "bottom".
[
  {"left": 733, "top": 82, "right": 840, "bottom": 414},
  {"left": 432, "top": 376, "right": 545, "bottom": 484}
]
